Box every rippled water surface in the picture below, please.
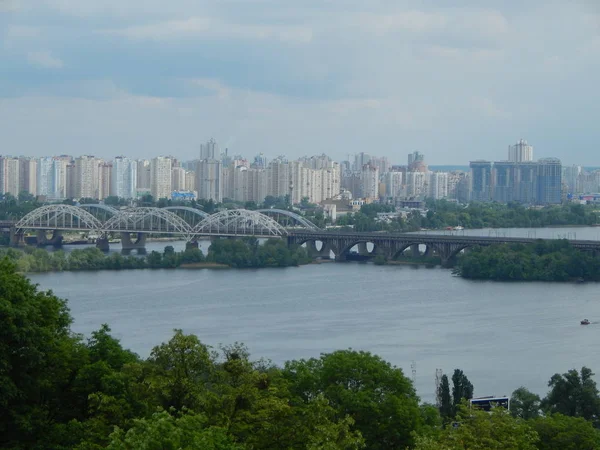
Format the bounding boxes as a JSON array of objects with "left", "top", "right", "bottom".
[{"left": 29, "top": 231, "right": 600, "bottom": 402}]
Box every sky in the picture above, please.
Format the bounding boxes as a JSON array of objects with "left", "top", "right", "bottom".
[{"left": 1, "top": 0, "right": 599, "bottom": 165}]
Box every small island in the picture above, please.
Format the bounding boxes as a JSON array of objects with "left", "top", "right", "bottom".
[
  {"left": 452, "top": 240, "right": 600, "bottom": 282},
  {"left": 2, "top": 238, "right": 312, "bottom": 273}
]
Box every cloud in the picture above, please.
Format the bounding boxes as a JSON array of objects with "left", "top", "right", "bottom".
[
  {"left": 26, "top": 50, "right": 64, "bottom": 68},
  {"left": 101, "top": 16, "right": 313, "bottom": 43}
]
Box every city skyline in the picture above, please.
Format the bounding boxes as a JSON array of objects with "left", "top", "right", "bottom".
[{"left": 2, "top": 2, "right": 600, "bottom": 164}]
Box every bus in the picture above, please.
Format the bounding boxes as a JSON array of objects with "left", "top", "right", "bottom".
[{"left": 470, "top": 396, "right": 510, "bottom": 412}]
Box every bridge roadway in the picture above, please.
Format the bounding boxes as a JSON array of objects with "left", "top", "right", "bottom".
[{"left": 287, "top": 230, "right": 600, "bottom": 265}]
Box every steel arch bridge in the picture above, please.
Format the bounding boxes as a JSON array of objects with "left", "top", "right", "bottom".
[
  {"left": 15, "top": 204, "right": 104, "bottom": 232},
  {"left": 192, "top": 209, "right": 287, "bottom": 237},
  {"left": 79, "top": 204, "right": 120, "bottom": 222},
  {"left": 162, "top": 206, "right": 209, "bottom": 228},
  {"left": 256, "top": 209, "right": 319, "bottom": 230},
  {"left": 103, "top": 207, "right": 194, "bottom": 239}
]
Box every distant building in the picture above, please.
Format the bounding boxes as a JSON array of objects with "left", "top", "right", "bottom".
[
  {"left": 429, "top": 172, "right": 449, "bottom": 200},
  {"left": 111, "top": 156, "right": 137, "bottom": 199},
  {"left": 515, "top": 162, "right": 537, "bottom": 204},
  {"left": 492, "top": 161, "right": 517, "bottom": 203},
  {"left": 536, "top": 158, "right": 562, "bottom": 204},
  {"left": 150, "top": 156, "right": 173, "bottom": 200},
  {"left": 469, "top": 161, "right": 492, "bottom": 202},
  {"left": 508, "top": 139, "right": 533, "bottom": 162}
]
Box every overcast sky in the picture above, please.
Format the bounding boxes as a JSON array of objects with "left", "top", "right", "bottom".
[{"left": 1, "top": 1, "right": 599, "bottom": 165}]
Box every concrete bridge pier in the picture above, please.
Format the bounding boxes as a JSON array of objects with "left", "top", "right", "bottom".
[
  {"left": 410, "top": 244, "right": 420, "bottom": 257},
  {"left": 9, "top": 227, "right": 25, "bottom": 247},
  {"left": 120, "top": 232, "right": 147, "bottom": 251},
  {"left": 357, "top": 242, "right": 371, "bottom": 256},
  {"left": 36, "top": 229, "right": 63, "bottom": 247},
  {"left": 96, "top": 236, "right": 110, "bottom": 251},
  {"left": 305, "top": 240, "right": 333, "bottom": 259},
  {"left": 186, "top": 241, "right": 199, "bottom": 250}
]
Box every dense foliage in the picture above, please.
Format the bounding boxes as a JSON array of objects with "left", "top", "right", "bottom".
[
  {"left": 206, "top": 237, "right": 311, "bottom": 268},
  {"left": 336, "top": 201, "right": 600, "bottom": 233},
  {"left": 0, "top": 239, "right": 310, "bottom": 273},
  {"left": 2, "top": 259, "right": 600, "bottom": 448},
  {"left": 453, "top": 240, "right": 600, "bottom": 282}
]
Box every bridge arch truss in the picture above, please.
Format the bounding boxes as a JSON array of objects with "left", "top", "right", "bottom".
[
  {"left": 256, "top": 209, "right": 319, "bottom": 230},
  {"left": 193, "top": 209, "right": 287, "bottom": 237},
  {"left": 162, "top": 206, "right": 210, "bottom": 228},
  {"left": 15, "top": 204, "right": 104, "bottom": 232},
  {"left": 103, "top": 207, "right": 193, "bottom": 239},
  {"left": 79, "top": 204, "right": 120, "bottom": 222}
]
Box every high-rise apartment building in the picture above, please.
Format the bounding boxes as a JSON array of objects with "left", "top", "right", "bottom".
[
  {"left": 185, "top": 171, "right": 196, "bottom": 193},
  {"left": 74, "top": 155, "right": 99, "bottom": 199},
  {"left": 195, "top": 159, "right": 222, "bottom": 202},
  {"left": 536, "top": 158, "right": 562, "bottom": 204},
  {"left": 469, "top": 161, "right": 492, "bottom": 202},
  {"left": 97, "top": 162, "right": 112, "bottom": 200},
  {"left": 150, "top": 156, "right": 173, "bottom": 200},
  {"left": 361, "top": 164, "right": 379, "bottom": 199},
  {"left": 171, "top": 166, "right": 186, "bottom": 192},
  {"left": 383, "top": 171, "right": 403, "bottom": 199},
  {"left": 562, "top": 165, "right": 582, "bottom": 194},
  {"left": 515, "top": 162, "right": 537, "bottom": 203},
  {"left": 408, "top": 151, "right": 427, "bottom": 172},
  {"left": 492, "top": 161, "right": 517, "bottom": 203},
  {"left": 405, "top": 171, "right": 427, "bottom": 198},
  {"left": 200, "top": 138, "right": 218, "bottom": 160},
  {"left": 111, "top": 156, "right": 137, "bottom": 199},
  {"left": 0, "top": 157, "right": 21, "bottom": 197},
  {"left": 18, "top": 157, "right": 37, "bottom": 196},
  {"left": 508, "top": 139, "right": 533, "bottom": 163},
  {"left": 429, "top": 172, "right": 449, "bottom": 200},
  {"left": 136, "top": 160, "right": 151, "bottom": 190}
]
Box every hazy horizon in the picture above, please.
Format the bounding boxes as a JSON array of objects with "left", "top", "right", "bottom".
[{"left": 2, "top": 1, "right": 599, "bottom": 165}]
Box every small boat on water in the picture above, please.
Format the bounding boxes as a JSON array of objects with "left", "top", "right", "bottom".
[{"left": 581, "top": 319, "right": 591, "bottom": 325}]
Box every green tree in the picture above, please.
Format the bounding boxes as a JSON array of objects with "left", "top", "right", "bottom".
[
  {"left": 542, "top": 366, "right": 600, "bottom": 424},
  {"left": 510, "top": 387, "right": 541, "bottom": 420},
  {"left": 414, "top": 404, "right": 539, "bottom": 450},
  {"left": 438, "top": 374, "right": 453, "bottom": 419},
  {"left": 529, "top": 414, "right": 600, "bottom": 450},
  {"left": 0, "top": 258, "right": 85, "bottom": 448},
  {"left": 147, "top": 330, "right": 214, "bottom": 411},
  {"left": 283, "top": 349, "right": 421, "bottom": 449},
  {"left": 107, "top": 410, "right": 242, "bottom": 450},
  {"left": 452, "top": 369, "right": 474, "bottom": 413}
]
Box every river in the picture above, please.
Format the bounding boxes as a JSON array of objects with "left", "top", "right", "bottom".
[{"left": 27, "top": 226, "right": 600, "bottom": 404}]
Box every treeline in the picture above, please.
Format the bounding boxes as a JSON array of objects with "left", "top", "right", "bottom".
[
  {"left": 453, "top": 240, "right": 600, "bottom": 281},
  {"left": 2, "top": 259, "right": 600, "bottom": 449},
  {"left": 336, "top": 201, "right": 600, "bottom": 233},
  {"left": 425, "top": 200, "right": 599, "bottom": 229},
  {"left": 1, "top": 239, "right": 311, "bottom": 273}
]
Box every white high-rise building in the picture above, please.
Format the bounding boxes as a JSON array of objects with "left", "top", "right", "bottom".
[
  {"left": 200, "top": 138, "right": 218, "bottom": 160},
  {"left": 195, "top": 159, "right": 222, "bottom": 202},
  {"left": 0, "top": 157, "right": 20, "bottom": 197},
  {"left": 562, "top": 165, "right": 582, "bottom": 194},
  {"left": 429, "top": 172, "right": 449, "bottom": 200},
  {"left": 74, "top": 155, "right": 99, "bottom": 199},
  {"left": 361, "top": 164, "right": 379, "bottom": 199},
  {"left": 171, "top": 166, "right": 186, "bottom": 192},
  {"left": 150, "top": 156, "right": 173, "bottom": 200},
  {"left": 406, "top": 171, "right": 427, "bottom": 198},
  {"left": 384, "top": 171, "right": 403, "bottom": 199},
  {"left": 508, "top": 139, "right": 533, "bottom": 162},
  {"left": 37, "top": 157, "right": 69, "bottom": 200},
  {"left": 111, "top": 157, "right": 137, "bottom": 199}
]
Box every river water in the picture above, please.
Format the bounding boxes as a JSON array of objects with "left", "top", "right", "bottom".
[{"left": 27, "top": 226, "right": 600, "bottom": 403}]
